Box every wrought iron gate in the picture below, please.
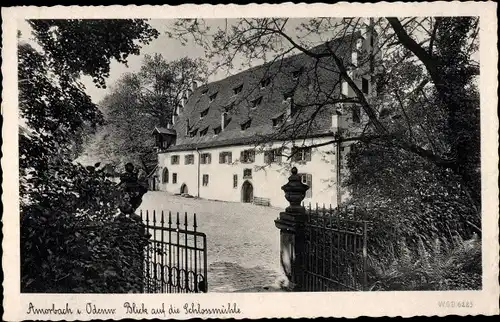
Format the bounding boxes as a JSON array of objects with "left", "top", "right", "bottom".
[
  {"left": 141, "top": 210, "right": 208, "bottom": 293},
  {"left": 303, "top": 205, "right": 368, "bottom": 291}
]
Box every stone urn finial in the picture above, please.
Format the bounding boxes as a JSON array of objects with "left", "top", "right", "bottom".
[
  {"left": 282, "top": 167, "right": 309, "bottom": 213},
  {"left": 118, "top": 163, "right": 148, "bottom": 218}
]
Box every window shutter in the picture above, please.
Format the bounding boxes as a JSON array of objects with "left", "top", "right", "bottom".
[
  {"left": 277, "top": 149, "right": 282, "bottom": 163},
  {"left": 208, "top": 154, "right": 212, "bottom": 164},
  {"left": 306, "top": 174, "right": 312, "bottom": 198},
  {"left": 219, "top": 153, "right": 223, "bottom": 164},
  {"left": 305, "top": 148, "right": 312, "bottom": 161},
  {"left": 250, "top": 150, "right": 255, "bottom": 162},
  {"left": 264, "top": 151, "right": 269, "bottom": 164},
  {"left": 228, "top": 153, "right": 232, "bottom": 164},
  {"left": 240, "top": 151, "right": 244, "bottom": 162}
]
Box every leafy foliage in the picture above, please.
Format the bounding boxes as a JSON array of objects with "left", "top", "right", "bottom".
[
  {"left": 29, "top": 19, "right": 159, "bottom": 88},
  {"left": 81, "top": 54, "right": 207, "bottom": 171},
  {"left": 367, "top": 234, "right": 481, "bottom": 291},
  {"left": 19, "top": 19, "right": 159, "bottom": 292}
]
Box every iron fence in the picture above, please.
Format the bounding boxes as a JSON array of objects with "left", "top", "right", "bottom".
[
  {"left": 303, "top": 204, "right": 369, "bottom": 291},
  {"left": 140, "top": 210, "right": 208, "bottom": 293}
]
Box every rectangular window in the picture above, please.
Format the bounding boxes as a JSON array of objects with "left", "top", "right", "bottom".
[
  {"left": 264, "top": 148, "right": 282, "bottom": 164},
  {"left": 240, "top": 149, "right": 255, "bottom": 163},
  {"left": 185, "top": 154, "right": 195, "bottom": 165},
  {"left": 172, "top": 173, "right": 178, "bottom": 184},
  {"left": 243, "top": 168, "right": 252, "bottom": 179},
  {"left": 292, "top": 147, "right": 312, "bottom": 162},
  {"left": 171, "top": 155, "right": 179, "bottom": 165},
  {"left": 362, "top": 77, "right": 370, "bottom": 94},
  {"left": 202, "top": 174, "right": 209, "bottom": 186},
  {"left": 219, "top": 151, "right": 232, "bottom": 164},
  {"left": 200, "top": 153, "right": 211, "bottom": 164},
  {"left": 233, "top": 174, "right": 238, "bottom": 188},
  {"left": 233, "top": 84, "right": 243, "bottom": 95},
  {"left": 299, "top": 173, "right": 312, "bottom": 198}
]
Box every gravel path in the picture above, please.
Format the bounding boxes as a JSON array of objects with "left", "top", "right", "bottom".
[{"left": 138, "top": 191, "right": 284, "bottom": 292}]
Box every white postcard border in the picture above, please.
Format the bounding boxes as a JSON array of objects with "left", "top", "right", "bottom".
[{"left": 2, "top": 2, "right": 499, "bottom": 320}]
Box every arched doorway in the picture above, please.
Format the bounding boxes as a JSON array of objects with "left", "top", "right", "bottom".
[
  {"left": 241, "top": 181, "right": 254, "bottom": 203},
  {"left": 162, "top": 168, "right": 169, "bottom": 183},
  {"left": 180, "top": 183, "right": 189, "bottom": 194}
]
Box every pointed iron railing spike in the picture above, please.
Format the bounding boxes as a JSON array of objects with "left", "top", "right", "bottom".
[
  {"left": 146, "top": 210, "right": 149, "bottom": 222},
  {"left": 193, "top": 213, "right": 198, "bottom": 230},
  {"left": 184, "top": 212, "right": 188, "bottom": 227},
  {"left": 153, "top": 210, "right": 156, "bottom": 224},
  {"left": 168, "top": 211, "right": 172, "bottom": 225},
  {"left": 316, "top": 203, "right": 319, "bottom": 214},
  {"left": 176, "top": 212, "right": 180, "bottom": 226},
  {"left": 140, "top": 209, "right": 143, "bottom": 219},
  {"left": 160, "top": 210, "right": 165, "bottom": 225}
]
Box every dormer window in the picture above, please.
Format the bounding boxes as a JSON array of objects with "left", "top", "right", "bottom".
[
  {"left": 233, "top": 84, "right": 243, "bottom": 95},
  {"left": 199, "top": 127, "right": 209, "bottom": 137},
  {"left": 189, "top": 128, "right": 198, "bottom": 137},
  {"left": 209, "top": 92, "right": 218, "bottom": 102},
  {"left": 241, "top": 119, "right": 251, "bottom": 131},
  {"left": 214, "top": 126, "right": 221, "bottom": 135},
  {"left": 292, "top": 68, "right": 303, "bottom": 79},
  {"left": 200, "top": 108, "right": 209, "bottom": 119},
  {"left": 251, "top": 96, "right": 263, "bottom": 109},
  {"left": 260, "top": 77, "right": 271, "bottom": 88},
  {"left": 201, "top": 88, "right": 209, "bottom": 95},
  {"left": 272, "top": 113, "right": 285, "bottom": 127}
]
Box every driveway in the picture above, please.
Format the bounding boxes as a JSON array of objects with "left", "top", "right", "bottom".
[{"left": 138, "top": 191, "right": 284, "bottom": 292}]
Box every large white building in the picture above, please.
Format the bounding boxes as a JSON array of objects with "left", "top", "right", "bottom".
[{"left": 150, "top": 25, "right": 378, "bottom": 209}]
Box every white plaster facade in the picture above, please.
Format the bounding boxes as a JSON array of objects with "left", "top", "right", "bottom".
[{"left": 156, "top": 136, "right": 353, "bottom": 209}]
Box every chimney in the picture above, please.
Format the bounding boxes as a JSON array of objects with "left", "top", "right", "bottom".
[
  {"left": 332, "top": 105, "right": 343, "bottom": 133},
  {"left": 181, "top": 91, "right": 188, "bottom": 108},
  {"left": 284, "top": 97, "right": 292, "bottom": 120}
]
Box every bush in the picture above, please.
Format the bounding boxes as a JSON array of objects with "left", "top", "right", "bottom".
[{"left": 20, "top": 161, "right": 150, "bottom": 293}]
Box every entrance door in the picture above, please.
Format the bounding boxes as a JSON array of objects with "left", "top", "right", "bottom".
[
  {"left": 180, "top": 183, "right": 189, "bottom": 194},
  {"left": 241, "top": 181, "right": 254, "bottom": 203}
]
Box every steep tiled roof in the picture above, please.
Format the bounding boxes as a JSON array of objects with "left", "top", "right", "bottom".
[{"left": 165, "top": 33, "right": 359, "bottom": 152}]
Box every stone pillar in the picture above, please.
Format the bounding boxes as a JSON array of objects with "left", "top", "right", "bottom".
[{"left": 275, "top": 167, "right": 309, "bottom": 291}]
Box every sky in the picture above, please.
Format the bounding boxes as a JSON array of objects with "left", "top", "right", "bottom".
[{"left": 18, "top": 18, "right": 327, "bottom": 104}]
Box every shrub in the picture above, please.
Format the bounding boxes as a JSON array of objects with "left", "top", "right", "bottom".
[{"left": 20, "top": 161, "right": 150, "bottom": 293}]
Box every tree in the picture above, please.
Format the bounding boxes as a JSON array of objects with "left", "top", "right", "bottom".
[
  {"left": 19, "top": 19, "right": 159, "bottom": 292},
  {"left": 167, "top": 17, "right": 480, "bottom": 212},
  {"left": 82, "top": 54, "right": 208, "bottom": 172}
]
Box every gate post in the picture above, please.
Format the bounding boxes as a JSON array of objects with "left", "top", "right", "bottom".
[{"left": 275, "top": 167, "right": 309, "bottom": 291}]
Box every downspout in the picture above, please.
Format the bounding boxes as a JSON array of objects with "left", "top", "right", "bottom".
[
  {"left": 196, "top": 148, "right": 201, "bottom": 198},
  {"left": 336, "top": 140, "right": 342, "bottom": 208}
]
